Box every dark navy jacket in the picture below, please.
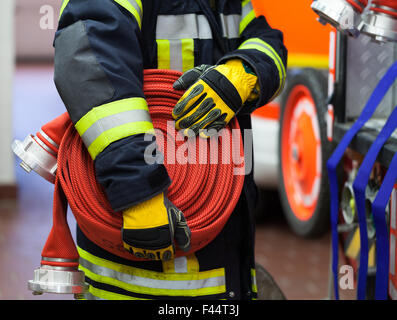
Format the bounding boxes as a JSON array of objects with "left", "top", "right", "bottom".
[{"left": 54, "top": 0, "right": 287, "bottom": 212}]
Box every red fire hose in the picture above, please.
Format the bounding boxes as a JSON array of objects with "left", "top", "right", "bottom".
[
  {"left": 371, "top": 0, "right": 397, "bottom": 18},
  {"left": 39, "top": 69, "right": 245, "bottom": 267},
  {"left": 345, "top": 0, "right": 368, "bottom": 13}
]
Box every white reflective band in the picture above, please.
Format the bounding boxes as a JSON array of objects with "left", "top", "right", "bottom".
[
  {"left": 79, "top": 256, "right": 225, "bottom": 291},
  {"left": 156, "top": 14, "right": 212, "bottom": 40},
  {"left": 174, "top": 256, "right": 188, "bottom": 273},
  {"left": 220, "top": 14, "right": 241, "bottom": 39},
  {"left": 33, "top": 136, "right": 57, "bottom": 157},
  {"left": 169, "top": 39, "right": 183, "bottom": 72},
  {"left": 80, "top": 109, "right": 152, "bottom": 148},
  {"left": 39, "top": 130, "right": 59, "bottom": 149}
]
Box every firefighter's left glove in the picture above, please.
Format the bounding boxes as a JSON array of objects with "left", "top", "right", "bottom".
[
  {"left": 122, "top": 192, "right": 191, "bottom": 261},
  {"left": 172, "top": 59, "right": 258, "bottom": 138}
]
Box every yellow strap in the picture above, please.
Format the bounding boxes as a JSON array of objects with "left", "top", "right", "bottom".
[
  {"left": 59, "top": 0, "right": 143, "bottom": 29},
  {"left": 239, "top": 38, "right": 286, "bottom": 100},
  {"left": 162, "top": 254, "right": 200, "bottom": 274},
  {"left": 85, "top": 285, "right": 149, "bottom": 300}
]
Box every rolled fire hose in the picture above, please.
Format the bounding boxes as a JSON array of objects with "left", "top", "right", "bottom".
[
  {"left": 39, "top": 69, "right": 245, "bottom": 275},
  {"left": 327, "top": 61, "right": 397, "bottom": 300}
]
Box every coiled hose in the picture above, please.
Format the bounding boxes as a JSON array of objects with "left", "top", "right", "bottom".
[{"left": 40, "top": 69, "right": 245, "bottom": 266}]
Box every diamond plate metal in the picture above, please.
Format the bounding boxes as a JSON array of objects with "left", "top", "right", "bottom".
[{"left": 345, "top": 33, "right": 397, "bottom": 120}]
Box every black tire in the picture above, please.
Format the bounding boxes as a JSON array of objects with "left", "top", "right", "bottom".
[{"left": 278, "top": 68, "right": 332, "bottom": 238}]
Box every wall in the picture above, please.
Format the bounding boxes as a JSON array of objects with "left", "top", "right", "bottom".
[
  {"left": 0, "top": 0, "right": 16, "bottom": 188},
  {"left": 15, "top": 0, "right": 61, "bottom": 60}
]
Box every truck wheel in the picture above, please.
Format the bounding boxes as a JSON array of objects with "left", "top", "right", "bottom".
[{"left": 278, "top": 68, "right": 331, "bottom": 237}]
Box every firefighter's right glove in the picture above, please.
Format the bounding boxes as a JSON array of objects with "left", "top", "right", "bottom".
[{"left": 122, "top": 192, "right": 191, "bottom": 261}]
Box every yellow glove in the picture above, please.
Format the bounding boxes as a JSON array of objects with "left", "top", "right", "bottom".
[
  {"left": 122, "top": 193, "right": 191, "bottom": 261},
  {"left": 172, "top": 59, "right": 258, "bottom": 138}
]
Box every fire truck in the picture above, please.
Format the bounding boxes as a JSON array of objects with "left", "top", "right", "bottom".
[
  {"left": 251, "top": 0, "right": 333, "bottom": 237},
  {"left": 253, "top": 0, "right": 397, "bottom": 299},
  {"left": 308, "top": 0, "right": 396, "bottom": 300}
]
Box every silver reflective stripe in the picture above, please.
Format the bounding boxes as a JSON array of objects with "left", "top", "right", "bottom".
[
  {"left": 391, "top": 234, "right": 396, "bottom": 276},
  {"left": 80, "top": 109, "right": 152, "bottom": 148},
  {"left": 79, "top": 257, "right": 225, "bottom": 290},
  {"left": 242, "top": 1, "right": 253, "bottom": 18},
  {"left": 169, "top": 39, "right": 183, "bottom": 72},
  {"left": 174, "top": 257, "right": 188, "bottom": 273},
  {"left": 156, "top": 14, "right": 212, "bottom": 40},
  {"left": 220, "top": 14, "right": 241, "bottom": 39},
  {"left": 126, "top": 0, "right": 142, "bottom": 19}
]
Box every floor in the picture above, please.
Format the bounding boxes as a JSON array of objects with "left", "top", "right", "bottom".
[{"left": 0, "top": 64, "right": 355, "bottom": 300}]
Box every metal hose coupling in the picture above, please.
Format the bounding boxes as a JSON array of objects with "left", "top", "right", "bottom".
[
  {"left": 311, "top": 0, "right": 368, "bottom": 37},
  {"left": 28, "top": 259, "right": 88, "bottom": 299},
  {"left": 12, "top": 113, "right": 70, "bottom": 184},
  {"left": 12, "top": 133, "right": 57, "bottom": 183},
  {"left": 359, "top": 0, "right": 397, "bottom": 43}
]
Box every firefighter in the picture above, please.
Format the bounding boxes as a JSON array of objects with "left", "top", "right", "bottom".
[{"left": 54, "top": 0, "right": 287, "bottom": 300}]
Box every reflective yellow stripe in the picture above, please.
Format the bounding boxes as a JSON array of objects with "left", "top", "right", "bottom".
[
  {"left": 288, "top": 54, "right": 329, "bottom": 69},
  {"left": 113, "top": 0, "right": 143, "bottom": 28},
  {"left": 85, "top": 285, "right": 149, "bottom": 300},
  {"left": 59, "top": 0, "right": 70, "bottom": 19},
  {"left": 157, "top": 39, "right": 195, "bottom": 72},
  {"left": 157, "top": 40, "right": 171, "bottom": 70},
  {"left": 78, "top": 247, "right": 226, "bottom": 297},
  {"left": 239, "top": 1, "right": 255, "bottom": 35},
  {"left": 251, "top": 268, "right": 258, "bottom": 293},
  {"left": 60, "top": 0, "right": 143, "bottom": 29},
  {"left": 75, "top": 98, "right": 154, "bottom": 160},
  {"left": 239, "top": 38, "right": 286, "bottom": 100},
  {"left": 181, "top": 39, "right": 195, "bottom": 72}
]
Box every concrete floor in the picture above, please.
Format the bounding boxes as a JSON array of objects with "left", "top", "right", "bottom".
[{"left": 0, "top": 64, "right": 355, "bottom": 300}]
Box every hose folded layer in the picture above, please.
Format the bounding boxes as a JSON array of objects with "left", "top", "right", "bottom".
[{"left": 41, "top": 69, "right": 245, "bottom": 263}]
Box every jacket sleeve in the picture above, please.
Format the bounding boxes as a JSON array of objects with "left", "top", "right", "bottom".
[
  {"left": 54, "top": 0, "right": 170, "bottom": 212},
  {"left": 218, "top": 0, "right": 288, "bottom": 113}
]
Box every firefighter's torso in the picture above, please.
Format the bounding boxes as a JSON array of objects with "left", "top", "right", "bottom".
[
  {"left": 75, "top": 0, "right": 259, "bottom": 301},
  {"left": 141, "top": 0, "right": 253, "bottom": 72}
]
